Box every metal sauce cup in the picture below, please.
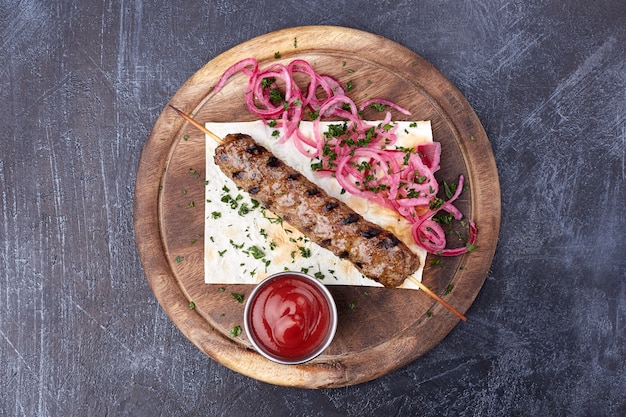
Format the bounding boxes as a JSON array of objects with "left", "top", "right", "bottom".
[{"left": 244, "top": 271, "right": 337, "bottom": 364}]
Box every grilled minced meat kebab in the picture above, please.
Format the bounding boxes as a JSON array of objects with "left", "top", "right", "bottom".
[{"left": 214, "top": 133, "right": 421, "bottom": 288}]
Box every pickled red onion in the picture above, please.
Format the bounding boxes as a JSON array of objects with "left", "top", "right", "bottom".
[{"left": 212, "top": 57, "right": 476, "bottom": 255}]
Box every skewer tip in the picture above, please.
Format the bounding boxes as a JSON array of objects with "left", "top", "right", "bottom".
[
  {"left": 408, "top": 276, "right": 467, "bottom": 322},
  {"left": 168, "top": 104, "right": 222, "bottom": 144}
]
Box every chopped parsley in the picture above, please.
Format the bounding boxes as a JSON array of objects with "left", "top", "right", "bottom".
[
  {"left": 429, "top": 197, "right": 444, "bottom": 210},
  {"left": 220, "top": 194, "right": 239, "bottom": 210},
  {"left": 369, "top": 103, "right": 387, "bottom": 112},
  {"left": 229, "top": 239, "right": 245, "bottom": 250},
  {"left": 269, "top": 88, "right": 283, "bottom": 104},
  {"left": 237, "top": 203, "right": 252, "bottom": 216},
  {"left": 466, "top": 243, "right": 479, "bottom": 252},
  {"left": 230, "top": 325, "right": 242, "bottom": 338},
  {"left": 261, "top": 77, "right": 275, "bottom": 88},
  {"left": 310, "top": 160, "right": 323, "bottom": 171},
  {"left": 247, "top": 246, "right": 265, "bottom": 259},
  {"left": 261, "top": 208, "right": 284, "bottom": 226},
  {"left": 231, "top": 292, "right": 245, "bottom": 303},
  {"left": 443, "top": 181, "right": 457, "bottom": 199},
  {"left": 433, "top": 211, "right": 453, "bottom": 226},
  {"left": 431, "top": 258, "right": 444, "bottom": 268},
  {"left": 326, "top": 122, "right": 348, "bottom": 138}
]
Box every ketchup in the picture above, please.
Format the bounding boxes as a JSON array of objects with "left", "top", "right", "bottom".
[{"left": 248, "top": 274, "right": 332, "bottom": 359}]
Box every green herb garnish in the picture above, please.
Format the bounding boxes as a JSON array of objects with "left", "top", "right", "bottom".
[
  {"left": 247, "top": 246, "right": 265, "bottom": 259},
  {"left": 431, "top": 258, "right": 444, "bottom": 268},
  {"left": 231, "top": 293, "right": 245, "bottom": 303},
  {"left": 466, "top": 243, "right": 479, "bottom": 252},
  {"left": 269, "top": 88, "right": 283, "bottom": 104},
  {"left": 369, "top": 103, "right": 387, "bottom": 112},
  {"left": 230, "top": 325, "right": 242, "bottom": 338},
  {"left": 237, "top": 203, "right": 251, "bottom": 216},
  {"left": 261, "top": 77, "right": 275, "bottom": 88}
]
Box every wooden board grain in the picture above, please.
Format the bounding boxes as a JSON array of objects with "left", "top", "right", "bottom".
[{"left": 133, "top": 26, "right": 500, "bottom": 388}]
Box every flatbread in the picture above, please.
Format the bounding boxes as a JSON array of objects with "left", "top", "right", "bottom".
[{"left": 204, "top": 120, "right": 432, "bottom": 289}]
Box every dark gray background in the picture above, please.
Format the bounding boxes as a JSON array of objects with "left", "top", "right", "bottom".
[{"left": 1, "top": 0, "right": 625, "bottom": 416}]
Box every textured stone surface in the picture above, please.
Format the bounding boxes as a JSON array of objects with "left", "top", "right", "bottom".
[{"left": 1, "top": 0, "right": 625, "bottom": 416}]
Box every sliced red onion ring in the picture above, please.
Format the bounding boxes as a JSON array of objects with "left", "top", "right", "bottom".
[{"left": 212, "top": 58, "right": 476, "bottom": 255}]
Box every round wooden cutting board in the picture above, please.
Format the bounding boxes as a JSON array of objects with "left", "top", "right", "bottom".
[{"left": 133, "top": 26, "right": 500, "bottom": 388}]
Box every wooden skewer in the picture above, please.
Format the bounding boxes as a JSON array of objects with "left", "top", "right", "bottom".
[
  {"left": 408, "top": 276, "right": 467, "bottom": 321},
  {"left": 170, "top": 106, "right": 467, "bottom": 322},
  {"left": 168, "top": 105, "right": 222, "bottom": 144}
]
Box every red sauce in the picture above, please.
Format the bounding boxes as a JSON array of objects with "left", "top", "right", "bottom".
[{"left": 249, "top": 274, "right": 331, "bottom": 359}]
